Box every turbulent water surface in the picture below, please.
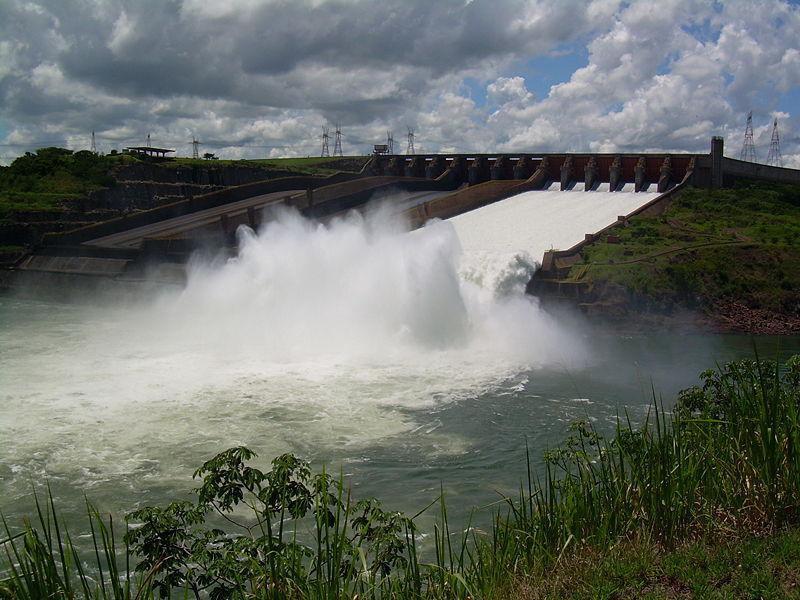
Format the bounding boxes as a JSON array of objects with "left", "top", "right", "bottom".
[{"left": 2, "top": 189, "right": 798, "bottom": 534}]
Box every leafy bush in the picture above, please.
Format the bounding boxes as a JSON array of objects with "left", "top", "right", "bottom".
[
  {"left": 125, "top": 448, "right": 417, "bottom": 599},
  {"left": 0, "top": 147, "right": 115, "bottom": 199}
]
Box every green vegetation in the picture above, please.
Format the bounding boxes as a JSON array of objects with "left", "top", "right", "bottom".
[
  {"left": 0, "top": 149, "right": 368, "bottom": 250},
  {"left": 0, "top": 148, "right": 124, "bottom": 218},
  {"left": 507, "top": 530, "right": 800, "bottom": 599},
  {"left": 0, "top": 150, "right": 368, "bottom": 221},
  {"left": 568, "top": 182, "right": 800, "bottom": 318},
  {"left": 170, "top": 156, "right": 368, "bottom": 176},
  {"left": 3, "top": 355, "right": 800, "bottom": 598}
]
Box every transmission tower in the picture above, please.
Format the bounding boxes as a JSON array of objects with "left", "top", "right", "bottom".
[
  {"left": 146, "top": 133, "right": 151, "bottom": 148},
  {"left": 333, "top": 123, "right": 343, "bottom": 157},
  {"left": 192, "top": 137, "right": 201, "bottom": 160},
  {"left": 739, "top": 111, "right": 756, "bottom": 162},
  {"left": 766, "top": 118, "right": 783, "bottom": 167},
  {"left": 406, "top": 128, "right": 415, "bottom": 155},
  {"left": 320, "top": 126, "right": 330, "bottom": 157},
  {"left": 387, "top": 131, "right": 394, "bottom": 154},
  {"left": 91, "top": 130, "right": 97, "bottom": 154}
]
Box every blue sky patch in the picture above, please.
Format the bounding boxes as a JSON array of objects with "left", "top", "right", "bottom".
[{"left": 516, "top": 44, "right": 589, "bottom": 101}]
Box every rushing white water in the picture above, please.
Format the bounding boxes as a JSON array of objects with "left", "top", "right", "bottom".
[
  {"left": 0, "top": 189, "right": 657, "bottom": 513},
  {"left": 451, "top": 188, "right": 660, "bottom": 293}
]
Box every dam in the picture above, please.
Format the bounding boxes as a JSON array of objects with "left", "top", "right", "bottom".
[
  {"left": 2, "top": 136, "right": 800, "bottom": 552},
  {"left": 8, "top": 135, "right": 798, "bottom": 295},
  {"left": 8, "top": 146, "right": 698, "bottom": 290}
]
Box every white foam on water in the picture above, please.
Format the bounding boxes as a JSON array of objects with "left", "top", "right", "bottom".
[
  {"left": 450, "top": 188, "right": 660, "bottom": 294},
  {"left": 0, "top": 188, "right": 661, "bottom": 500}
]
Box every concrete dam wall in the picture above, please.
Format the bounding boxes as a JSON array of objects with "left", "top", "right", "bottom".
[
  {"left": 365, "top": 152, "right": 700, "bottom": 193},
  {"left": 6, "top": 136, "right": 799, "bottom": 295}
]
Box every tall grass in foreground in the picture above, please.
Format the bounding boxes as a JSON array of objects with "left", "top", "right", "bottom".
[{"left": 2, "top": 355, "right": 799, "bottom": 599}]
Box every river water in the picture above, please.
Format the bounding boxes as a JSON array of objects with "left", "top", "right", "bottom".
[{"left": 2, "top": 190, "right": 799, "bottom": 536}]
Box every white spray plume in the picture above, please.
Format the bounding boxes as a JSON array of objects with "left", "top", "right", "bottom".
[
  {"left": 160, "top": 204, "right": 586, "bottom": 368},
  {"left": 0, "top": 194, "right": 600, "bottom": 500}
]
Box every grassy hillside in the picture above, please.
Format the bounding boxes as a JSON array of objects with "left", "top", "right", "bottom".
[
  {"left": 564, "top": 182, "right": 800, "bottom": 331},
  {"left": 0, "top": 147, "right": 126, "bottom": 218},
  {"left": 170, "top": 155, "right": 368, "bottom": 175},
  {"left": 507, "top": 529, "right": 800, "bottom": 599}
]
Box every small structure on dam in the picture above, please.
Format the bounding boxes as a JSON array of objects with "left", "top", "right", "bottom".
[
  {"left": 5, "top": 136, "right": 800, "bottom": 294},
  {"left": 123, "top": 146, "right": 176, "bottom": 159}
]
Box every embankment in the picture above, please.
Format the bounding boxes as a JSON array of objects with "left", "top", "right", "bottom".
[
  {"left": 0, "top": 150, "right": 369, "bottom": 259},
  {"left": 528, "top": 181, "right": 800, "bottom": 334}
]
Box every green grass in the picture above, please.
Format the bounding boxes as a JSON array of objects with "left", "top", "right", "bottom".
[
  {"left": 2, "top": 354, "right": 800, "bottom": 598},
  {"left": 505, "top": 529, "right": 800, "bottom": 599},
  {"left": 568, "top": 182, "right": 800, "bottom": 313},
  {"left": 0, "top": 148, "right": 121, "bottom": 218},
  {"left": 170, "top": 156, "right": 369, "bottom": 175},
  {"left": 0, "top": 191, "right": 85, "bottom": 219}
]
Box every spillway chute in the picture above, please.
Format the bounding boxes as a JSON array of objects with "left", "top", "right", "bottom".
[{"left": 448, "top": 187, "right": 661, "bottom": 296}]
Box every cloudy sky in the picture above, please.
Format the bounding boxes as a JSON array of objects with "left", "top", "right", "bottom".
[{"left": 1, "top": 0, "right": 799, "bottom": 166}]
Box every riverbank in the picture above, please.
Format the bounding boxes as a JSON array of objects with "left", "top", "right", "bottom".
[
  {"left": 3, "top": 354, "right": 799, "bottom": 598},
  {"left": 506, "top": 529, "right": 800, "bottom": 598},
  {"left": 532, "top": 181, "right": 800, "bottom": 335}
]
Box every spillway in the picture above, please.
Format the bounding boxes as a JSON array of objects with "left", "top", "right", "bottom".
[{"left": 449, "top": 188, "right": 660, "bottom": 293}]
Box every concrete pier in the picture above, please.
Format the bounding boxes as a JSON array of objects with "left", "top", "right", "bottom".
[
  {"left": 560, "top": 156, "right": 574, "bottom": 190},
  {"left": 584, "top": 157, "right": 598, "bottom": 191},
  {"left": 635, "top": 157, "right": 647, "bottom": 192},
  {"left": 609, "top": 156, "right": 622, "bottom": 191}
]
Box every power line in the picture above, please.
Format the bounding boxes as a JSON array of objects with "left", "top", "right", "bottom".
[
  {"left": 406, "top": 127, "right": 415, "bottom": 155},
  {"left": 90, "top": 131, "right": 97, "bottom": 154},
  {"left": 1, "top": 140, "right": 322, "bottom": 152},
  {"left": 2, "top": 126, "right": 395, "bottom": 160},
  {"left": 192, "top": 136, "right": 201, "bottom": 160},
  {"left": 0, "top": 130, "right": 348, "bottom": 151},
  {"left": 0, "top": 141, "right": 71, "bottom": 146}
]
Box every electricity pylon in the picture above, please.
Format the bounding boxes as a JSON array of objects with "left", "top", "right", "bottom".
[
  {"left": 333, "top": 124, "right": 343, "bottom": 157},
  {"left": 739, "top": 111, "right": 756, "bottom": 162},
  {"left": 320, "top": 126, "right": 330, "bottom": 157},
  {"left": 766, "top": 118, "right": 783, "bottom": 167},
  {"left": 406, "top": 128, "right": 415, "bottom": 155}
]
